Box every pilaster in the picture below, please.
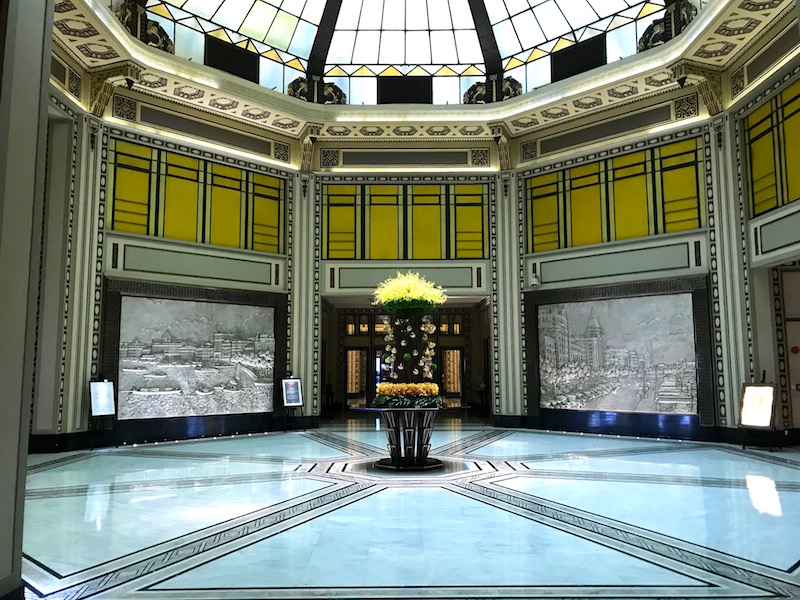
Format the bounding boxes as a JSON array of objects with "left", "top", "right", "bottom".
[
  {"left": 287, "top": 172, "right": 320, "bottom": 414},
  {"left": 491, "top": 172, "right": 525, "bottom": 416},
  {"left": 708, "top": 114, "right": 751, "bottom": 426}
]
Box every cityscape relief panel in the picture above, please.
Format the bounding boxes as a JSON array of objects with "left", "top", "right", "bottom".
[
  {"left": 538, "top": 293, "right": 697, "bottom": 414},
  {"left": 117, "top": 297, "right": 276, "bottom": 420}
]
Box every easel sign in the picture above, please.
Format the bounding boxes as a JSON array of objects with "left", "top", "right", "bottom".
[
  {"left": 739, "top": 384, "right": 775, "bottom": 429},
  {"left": 282, "top": 378, "right": 303, "bottom": 407},
  {"left": 90, "top": 380, "right": 116, "bottom": 417}
]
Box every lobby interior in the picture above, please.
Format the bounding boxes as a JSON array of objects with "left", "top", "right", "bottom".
[{"left": 3, "top": 0, "right": 800, "bottom": 598}]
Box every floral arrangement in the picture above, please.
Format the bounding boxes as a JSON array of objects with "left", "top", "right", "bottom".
[
  {"left": 374, "top": 272, "right": 446, "bottom": 409},
  {"left": 373, "top": 271, "right": 447, "bottom": 317},
  {"left": 376, "top": 382, "right": 440, "bottom": 397}
]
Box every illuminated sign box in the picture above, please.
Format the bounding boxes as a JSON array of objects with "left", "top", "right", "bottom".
[{"left": 739, "top": 384, "right": 775, "bottom": 429}]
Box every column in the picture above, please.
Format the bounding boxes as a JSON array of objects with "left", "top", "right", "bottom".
[{"left": 0, "top": 1, "right": 53, "bottom": 596}]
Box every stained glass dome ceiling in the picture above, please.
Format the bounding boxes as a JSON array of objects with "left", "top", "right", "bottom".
[{"left": 144, "top": 0, "right": 672, "bottom": 104}]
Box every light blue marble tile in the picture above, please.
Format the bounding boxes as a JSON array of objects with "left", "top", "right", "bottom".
[
  {"left": 470, "top": 430, "right": 672, "bottom": 457},
  {"left": 23, "top": 478, "right": 329, "bottom": 575},
  {"left": 153, "top": 487, "right": 700, "bottom": 589},
  {"left": 26, "top": 454, "right": 292, "bottom": 490},
  {"left": 522, "top": 447, "right": 800, "bottom": 481},
  {"left": 498, "top": 475, "right": 800, "bottom": 570},
  {"left": 129, "top": 432, "right": 348, "bottom": 459}
]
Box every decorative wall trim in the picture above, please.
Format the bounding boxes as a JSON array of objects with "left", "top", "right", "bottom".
[
  {"left": 67, "top": 67, "right": 81, "bottom": 99},
  {"left": 91, "top": 123, "right": 107, "bottom": 381},
  {"left": 321, "top": 262, "right": 487, "bottom": 295},
  {"left": 518, "top": 125, "right": 707, "bottom": 177},
  {"left": 772, "top": 267, "right": 792, "bottom": 428},
  {"left": 471, "top": 148, "right": 490, "bottom": 167},
  {"left": 317, "top": 174, "right": 493, "bottom": 184},
  {"left": 274, "top": 141, "right": 290, "bottom": 163},
  {"left": 704, "top": 125, "right": 727, "bottom": 427},
  {"left": 674, "top": 93, "right": 699, "bottom": 119},
  {"left": 310, "top": 173, "right": 321, "bottom": 413},
  {"left": 320, "top": 148, "right": 339, "bottom": 168},
  {"left": 750, "top": 200, "right": 800, "bottom": 266},
  {"left": 48, "top": 95, "right": 79, "bottom": 433},
  {"left": 520, "top": 140, "right": 537, "bottom": 163},
  {"left": 489, "top": 176, "right": 500, "bottom": 414},
  {"left": 104, "top": 233, "right": 287, "bottom": 293},
  {"left": 524, "top": 231, "right": 708, "bottom": 291},
  {"left": 112, "top": 95, "right": 136, "bottom": 121},
  {"left": 106, "top": 127, "right": 293, "bottom": 179}
]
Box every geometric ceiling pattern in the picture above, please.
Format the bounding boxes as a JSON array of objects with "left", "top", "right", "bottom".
[
  {"left": 21, "top": 426, "right": 800, "bottom": 599},
  {"left": 324, "top": 0, "right": 486, "bottom": 79},
  {"left": 52, "top": 0, "right": 799, "bottom": 142},
  {"left": 492, "top": 0, "right": 666, "bottom": 67},
  {"left": 147, "top": 0, "right": 325, "bottom": 70}
]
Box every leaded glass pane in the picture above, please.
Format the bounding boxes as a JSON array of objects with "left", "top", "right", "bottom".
[
  {"left": 493, "top": 20, "right": 521, "bottom": 58},
  {"left": 337, "top": 0, "right": 362, "bottom": 29},
  {"left": 353, "top": 30, "right": 380, "bottom": 63},
  {"left": 214, "top": 0, "right": 254, "bottom": 30},
  {"left": 430, "top": 30, "right": 458, "bottom": 64},
  {"left": 281, "top": 0, "right": 306, "bottom": 17},
  {"left": 359, "top": 1, "right": 383, "bottom": 28},
  {"left": 288, "top": 19, "right": 317, "bottom": 57},
  {"left": 606, "top": 21, "right": 636, "bottom": 61},
  {"left": 240, "top": 2, "right": 278, "bottom": 41},
  {"left": 588, "top": 0, "right": 630, "bottom": 18},
  {"left": 350, "top": 77, "right": 377, "bottom": 104},
  {"left": 533, "top": 1, "right": 571, "bottom": 39},
  {"left": 175, "top": 22, "right": 205, "bottom": 62},
  {"left": 301, "top": 0, "right": 326, "bottom": 23},
  {"left": 265, "top": 11, "right": 299, "bottom": 50},
  {"left": 433, "top": 77, "right": 459, "bottom": 105},
  {"left": 406, "top": 0, "right": 428, "bottom": 30},
  {"left": 512, "top": 11, "right": 545, "bottom": 50},
  {"left": 526, "top": 56, "right": 551, "bottom": 89},
  {"left": 559, "top": 0, "right": 598, "bottom": 29},
  {"left": 454, "top": 29, "right": 482, "bottom": 63},
  {"left": 428, "top": 1, "right": 452, "bottom": 29},
  {"left": 406, "top": 31, "right": 431, "bottom": 64},
  {"left": 485, "top": 1, "right": 509, "bottom": 24},
  {"left": 380, "top": 30, "right": 404, "bottom": 64},
  {"left": 383, "top": 1, "right": 405, "bottom": 30},
  {"left": 259, "top": 56, "right": 284, "bottom": 90},
  {"left": 449, "top": 0, "right": 473, "bottom": 28},
  {"left": 182, "top": 0, "right": 223, "bottom": 20},
  {"left": 328, "top": 30, "right": 356, "bottom": 63}
]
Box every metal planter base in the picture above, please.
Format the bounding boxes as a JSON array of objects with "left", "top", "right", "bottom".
[{"left": 376, "top": 408, "right": 444, "bottom": 471}]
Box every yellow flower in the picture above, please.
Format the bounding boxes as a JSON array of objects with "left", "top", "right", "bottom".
[
  {"left": 373, "top": 272, "right": 447, "bottom": 306},
  {"left": 376, "top": 382, "right": 440, "bottom": 397}
]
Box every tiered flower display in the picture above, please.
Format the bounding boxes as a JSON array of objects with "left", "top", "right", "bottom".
[{"left": 372, "top": 272, "right": 447, "bottom": 408}]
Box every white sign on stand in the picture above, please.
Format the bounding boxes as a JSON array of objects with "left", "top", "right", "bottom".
[
  {"left": 90, "top": 380, "right": 116, "bottom": 417},
  {"left": 739, "top": 384, "right": 775, "bottom": 429}
]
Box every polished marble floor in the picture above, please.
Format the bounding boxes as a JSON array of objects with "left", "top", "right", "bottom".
[{"left": 21, "top": 415, "right": 800, "bottom": 599}]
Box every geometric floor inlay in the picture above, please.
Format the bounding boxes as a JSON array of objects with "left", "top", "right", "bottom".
[{"left": 22, "top": 417, "right": 800, "bottom": 599}]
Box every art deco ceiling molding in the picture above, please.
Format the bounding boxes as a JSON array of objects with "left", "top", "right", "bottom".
[{"left": 52, "top": 0, "right": 799, "bottom": 143}]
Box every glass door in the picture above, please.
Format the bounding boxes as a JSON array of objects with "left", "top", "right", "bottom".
[
  {"left": 346, "top": 348, "right": 368, "bottom": 408},
  {"left": 440, "top": 348, "right": 463, "bottom": 407}
]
